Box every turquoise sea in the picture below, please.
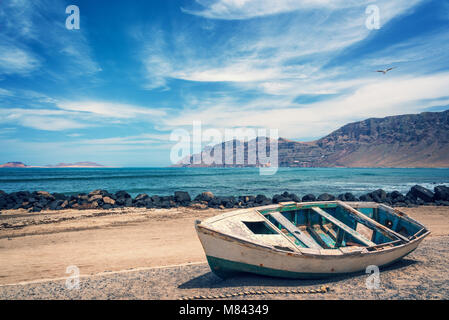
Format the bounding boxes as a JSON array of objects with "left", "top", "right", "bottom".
[{"left": 0, "top": 168, "right": 448, "bottom": 197}]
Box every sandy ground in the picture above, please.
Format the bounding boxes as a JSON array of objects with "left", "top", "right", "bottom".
[{"left": 0, "top": 205, "right": 448, "bottom": 299}]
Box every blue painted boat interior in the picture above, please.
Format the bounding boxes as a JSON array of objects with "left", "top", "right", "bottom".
[{"left": 258, "top": 204, "right": 424, "bottom": 250}]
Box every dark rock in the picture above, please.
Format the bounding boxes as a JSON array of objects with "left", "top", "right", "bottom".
[
  {"left": 344, "top": 192, "right": 358, "bottom": 201},
  {"left": 124, "top": 198, "right": 133, "bottom": 207},
  {"left": 174, "top": 191, "right": 191, "bottom": 205},
  {"left": 0, "top": 198, "right": 7, "bottom": 209},
  {"left": 388, "top": 191, "right": 403, "bottom": 200},
  {"left": 221, "top": 196, "right": 236, "bottom": 208},
  {"left": 370, "top": 189, "right": 387, "bottom": 203},
  {"left": 144, "top": 198, "right": 154, "bottom": 209},
  {"left": 35, "top": 191, "right": 55, "bottom": 200},
  {"left": 133, "top": 194, "right": 149, "bottom": 207},
  {"left": 208, "top": 197, "right": 222, "bottom": 208},
  {"left": 410, "top": 185, "right": 434, "bottom": 202},
  {"left": 434, "top": 185, "right": 449, "bottom": 201},
  {"left": 161, "top": 200, "right": 175, "bottom": 208},
  {"left": 359, "top": 194, "right": 372, "bottom": 202},
  {"left": 115, "top": 190, "right": 131, "bottom": 199},
  {"left": 317, "top": 193, "right": 335, "bottom": 201},
  {"left": 406, "top": 191, "right": 417, "bottom": 201},
  {"left": 391, "top": 195, "right": 407, "bottom": 204},
  {"left": 255, "top": 194, "right": 269, "bottom": 204},
  {"left": 288, "top": 193, "right": 301, "bottom": 202},
  {"left": 49, "top": 200, "right": 62, "bottom": 210},
  {"left": 195, "top": 191, "right": 215, "bottom": 202},
  {"left": 89, "top": 189, "right": 111, "bottom": 197},
  {"left": 135, "top": 194, "right": 149, "bottom": 201},
  {"left": 151, "top": 195, "right": 161, "bottom": 205},
  {"left": 302, "top": 194, "right": 316, "bottom": 202},
  {"left": 272, "top": 194, "right": 291, "bottom": 203},
  {"left": 239, "top": 196, "right": 256, "bottom": 204},
  {"left": 52, "top": 193, "right": 67, "bottom": 201},
  {"left": 160, "top": 196, "right": 174, "bottom": 202}
]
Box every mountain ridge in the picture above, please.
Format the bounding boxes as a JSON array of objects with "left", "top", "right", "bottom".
[{"left": 178, "top": 109, "right": 449, "bottom": 168}]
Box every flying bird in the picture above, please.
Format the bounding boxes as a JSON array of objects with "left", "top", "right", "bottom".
[{"left": 375, "top": 67, "right": 396, "bottom": 74}]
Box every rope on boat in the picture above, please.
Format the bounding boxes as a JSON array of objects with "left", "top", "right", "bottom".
[{"left": 179, "top": 285, "right": 330, "bottom": 300}]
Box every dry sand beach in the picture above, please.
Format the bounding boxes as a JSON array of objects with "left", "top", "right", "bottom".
[{"left": 0, "top": 206, "right": 448, "bottom": 299}]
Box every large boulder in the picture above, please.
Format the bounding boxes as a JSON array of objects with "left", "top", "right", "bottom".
[
  {"left": 102, "top": 196, "right": 116, "bottom": 205},
  {"left": 134, "top": 194, "right": 149, "bottom": 207},
  {"left": 135, "top": 193, "right": 149, "bottom": 201},
  {"left": 410, "top": 185, "right": 434, "bottom": 202},
  {"left": 359, "top": 194, "right": 373, "bottom": 202},
  {"left": 317, "top": 193, "right": 335, "bottom": 201},
  {"left": 88, "top": 189, "right": 112, "bottom": 198},
  {"left": 388, "top": 191, "right": 403, "bottom": 200},
  {"left": 52, "top": 193, "right": 67, "bottom": 201},
  {"left": 286, "top": 192, "right": 301, "bottom": 202},
  {"left": 148, "top": 195, "right": 161, "bottom": 208},
  {"left": 302, "top": 194, "right": 316, "bottom": 202},
  {"left": 195, "top": 191, "right": 215, "bottom": 202},
  {"left": 208, "top": 197, "right": 222, "bottom": 208},
  {"left": 115, "top": 190, "right": 131, "bottom": 199},
  {"left": 344, "top": 192, "right": 358, "bottom": 201},
  {"left": 35, "top": 191, "right": 54, "bottom": 200},
  {"left": 272, "top": 194, "right": 291, "bottom": 203},
  {"left": 49, "top": 200, "right": 62, "bottom": 210},
  {"left": 370, "top": 189, "right": 387, "bottom": 203},
  {"left": 434, "top": 186, "right": 449, "bottom": 201},
  {"left": 88, "top": 194, "right": 103, "bottom": 202},
  {"left": 255, "top": 194, "right": 270, "bottom": 204},
  {"left": 220, "top": 196, "right": 236, "bottom": 208},
  {"left": 174, "top": 191, "right": 191, "bottom": 205}
]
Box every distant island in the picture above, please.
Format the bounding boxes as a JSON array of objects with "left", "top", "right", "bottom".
[
  {"left": 176, "top": 109, "right": 449, "bottom": 168},
  {"left": 0, "top": 161, "right": 106, "bottom": 168}
]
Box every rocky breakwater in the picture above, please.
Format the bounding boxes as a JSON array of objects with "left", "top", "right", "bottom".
[{"left": 0, "top": 185, "right": 448, "bottom": 213}]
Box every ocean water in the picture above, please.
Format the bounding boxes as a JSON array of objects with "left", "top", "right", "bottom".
[{"left": 0, "top": 167, "right": 448, "bottom": 198}]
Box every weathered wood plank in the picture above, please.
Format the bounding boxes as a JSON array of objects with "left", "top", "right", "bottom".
[
  {"left": 311, "top": 207, "right": 376, "bottom": 247},
  {"left": 337, "top": 201, "right": 409, "bottom": 243},
  {"left": 269, "top": 212, "right": 322, "bottom": 249}
]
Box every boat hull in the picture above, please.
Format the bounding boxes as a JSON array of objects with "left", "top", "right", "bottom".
[{"left": 196, "top": 224, "right": 426, "bottom": 279}]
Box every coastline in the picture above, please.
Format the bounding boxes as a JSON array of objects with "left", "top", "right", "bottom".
[
  {"left": 0, "top": 205, "right": 448, "bottom": 299},
  {"left": 1, "top": 184, "right": 449, "bottom": 213}
]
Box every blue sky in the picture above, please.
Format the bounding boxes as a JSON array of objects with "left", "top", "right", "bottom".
[{"left": 0, "top": 0, "right": 448, "bottom": 166}]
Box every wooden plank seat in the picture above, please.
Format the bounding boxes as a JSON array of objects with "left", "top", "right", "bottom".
[
  {"left": 269, "top": 211, "right": 322, "bottom": 249},
  {"left": 311, "top": 207, "right": 376, "bottom": 247}
]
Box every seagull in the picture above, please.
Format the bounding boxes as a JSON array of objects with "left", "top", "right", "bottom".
[{"left": 375, "top": 67, "right": 396, "bottom": 74}]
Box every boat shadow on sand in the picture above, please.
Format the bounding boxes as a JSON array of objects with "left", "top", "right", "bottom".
[{"left": 178, "top": 258, "right": 418, "bottom": 289}]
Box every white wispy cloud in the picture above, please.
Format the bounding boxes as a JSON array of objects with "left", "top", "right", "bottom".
[
  {"left": 0, "top": 43, "right": 40, "bottom": 75},
  {"left": 182, "top": 0, "right": 422, "bottom": 20},
  {"left": 182, "top": 0, "right": 357, "bottom": 20},
  {"left": 0, "top": 108, "right": 88, "bottom": 131},
  {"left": 161, "top": 72, "right": 449, "bottom": 139},
  {"left": 57, "top": 101, "right": 167, "bottom": 119},
  {"left": 138, "top": 0, "right": 423, "bottom": 91},
  {"left": 0, "top": 0, "right": 100, "bottom": 78},
  {"left": 0, "top": 100, "right": 167, "bottom": 131}
]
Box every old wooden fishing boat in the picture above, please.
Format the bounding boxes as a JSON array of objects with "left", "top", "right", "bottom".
[{"left": 195, "top": 201, "right": 429, "bottom": 279}]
